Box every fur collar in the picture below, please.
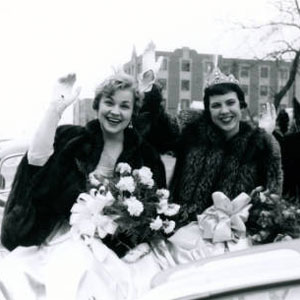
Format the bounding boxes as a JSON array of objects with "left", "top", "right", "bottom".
[
  {"left": 80, "top": 119, "right": 143, "bottom": 173},
  {"left": 181, "top": 114, "right": 264, "bottom": 160}
]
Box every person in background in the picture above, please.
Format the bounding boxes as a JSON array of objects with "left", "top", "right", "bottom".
[
  {"left": 273, "top": 108, "right": 290, "bottom": 145},
  {"left": 280, "top": 97, "right": 300, "bottom": 201}
]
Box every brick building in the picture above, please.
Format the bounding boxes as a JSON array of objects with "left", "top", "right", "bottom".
[
  {"left": 74, "top": 46, "right": 296, "bottom": 125},
  {"left": 124, "top": 46, "right": 294, "bottom": 117}
]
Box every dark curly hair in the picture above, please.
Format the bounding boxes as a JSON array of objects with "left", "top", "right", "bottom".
[{"left": 92, "top": 73, "right": 141, "bottom": 123}]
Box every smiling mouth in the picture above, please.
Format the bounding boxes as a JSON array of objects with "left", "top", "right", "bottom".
[
  {"left": 219, "top": 116, "right": 234, "bottom": 124},
  {"left": 106, "top": 117, "right": 122, "bottom": 125}
]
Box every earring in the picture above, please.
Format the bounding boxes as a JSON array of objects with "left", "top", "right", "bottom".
[{"left": 128, "top": 120, "right": 133, "bottom": 129}]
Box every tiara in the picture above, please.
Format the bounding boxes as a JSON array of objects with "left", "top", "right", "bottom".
[{"left": 205, "top": 67, "right": 239, "bottom": 88}]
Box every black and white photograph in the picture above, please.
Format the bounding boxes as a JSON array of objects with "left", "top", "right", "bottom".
[{"left": 1, "top": 0, "right": 300, "bottom": 299}]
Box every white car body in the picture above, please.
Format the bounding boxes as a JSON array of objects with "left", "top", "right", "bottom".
[{"left": 139, "top": 239, "right": 300, "bottom": 300}]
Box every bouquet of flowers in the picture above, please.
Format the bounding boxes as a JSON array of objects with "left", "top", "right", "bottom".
[
  {"left": 169, "top": 187, "right": 300, "bottom": 261},
  {"left": 69, "top": 163, "right": 180, "bottom": 259},
  {"left": 246, "top": 187, "right": 300, "bottom": 244}
]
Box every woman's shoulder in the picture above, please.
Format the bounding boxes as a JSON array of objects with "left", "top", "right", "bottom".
[
  {"left": 56, "top": 120, "right": 100, "bottom": 142},
  {"left": 55, "top": 124, "right": 86, "bottom": 142},
  {"left": 179, "top": 111, "right": 211, "bottom": 146},
  {"left": 53, "top": 120, "right": 100, "bottom": 154}
]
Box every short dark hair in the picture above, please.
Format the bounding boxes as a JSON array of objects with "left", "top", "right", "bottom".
[
  {"left": 93, "top": 73, "right": 141, "bottom": 121},
  {"left": 203, "top": 82, "right": 247, "bottom": 113}
]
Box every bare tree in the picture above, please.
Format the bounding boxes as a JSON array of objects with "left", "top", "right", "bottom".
[{"left": 240, "top": 0, "right": 300, "bottom": 109}]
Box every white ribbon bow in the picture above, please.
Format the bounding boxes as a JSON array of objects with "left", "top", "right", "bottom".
[{"left": 198, "top": 192, "right": 252, "bottom": 243}]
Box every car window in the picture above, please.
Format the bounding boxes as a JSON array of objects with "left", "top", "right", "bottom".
[{"left": 0, "top": 154, "right": 23, "bottom": 190}]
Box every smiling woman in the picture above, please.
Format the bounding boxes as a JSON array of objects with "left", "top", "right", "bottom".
[{"left": 0, "top": 72, "right": 167, "bottom": 299}]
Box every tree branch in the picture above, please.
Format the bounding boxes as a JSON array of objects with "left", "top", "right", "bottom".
[
  {"left": 274, "top": 50, "right": 300, "bottom": 109},
  {"left": 295, "top": 0, "right": 300, "bottom": 18}
]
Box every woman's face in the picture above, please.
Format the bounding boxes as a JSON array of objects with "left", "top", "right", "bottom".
[
  {"left": 209, "top": 91, "right": 242, "bottom": 139},
  {"left": 97, "top": 88, "right": 134, "bottom": 137}
]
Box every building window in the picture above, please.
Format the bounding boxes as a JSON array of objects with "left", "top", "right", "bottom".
[
  {"left": 260, "top": 66, "right": 269, "bottom": 78},
  {"left": 160, "top": 57, "right": 168, "bottom": 71},
  {"left": 260, "top": 85, "right": 268, "bottom": 96},
  {"left": 181, "top": 80, "right": 190, "bottom": 91},
  {"left": 204, "top": 61, "right": 214, "bottom": 73},
  {"left": 181, "top": 99, "right": 190, "bottom": 110},
  {"left": 279, "top": 68, "right": 288, "bottom": 80},
  {"left": 240, "top": 66, "right": 250, "bottom": 78},
  {"left": 241, "top": 84, "right": 249, "bottom": 96},
  {"left": 157, "top": 78, "right": 167, "bottom": 91},
  {"left": 137, "top": 63, "right": 142, "bottom": 74},
  {"left": 181, "top": 60, "right": 191, "bottom": 72}
]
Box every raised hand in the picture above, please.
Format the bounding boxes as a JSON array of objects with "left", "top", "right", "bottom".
[
  {"left": 51, "top": 73, "right": 81, "bottom": 114},
  {"left": 258, "top": 102, "right": 276, "bottom": 134},
  {"left": 139, "top": 42, "right": 163, "bottom": 92}
]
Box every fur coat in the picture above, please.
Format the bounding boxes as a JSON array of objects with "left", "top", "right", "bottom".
[
  {"left": 1, "top": 119, "right": 166, "bottom": 251},
  {"left": 169, "top": 114, "right": 283, "bottom": 225}
]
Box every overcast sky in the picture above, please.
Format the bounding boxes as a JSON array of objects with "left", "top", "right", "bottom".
[{"left": 0, "top": 0, "right": 285, "bottom": 139}]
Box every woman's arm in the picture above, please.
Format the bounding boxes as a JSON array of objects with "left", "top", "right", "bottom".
[
  {"left": 28, "top": 73, "right": 81, "bottom": 166},
  {"left": 1, "top": 74, "right": 81, "bottom": 250},
  {"left": 135, "top": 84, "right": 180, "bottom": 154}
]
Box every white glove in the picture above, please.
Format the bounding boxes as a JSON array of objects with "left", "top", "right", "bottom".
[
  {"left": 139, "top": 42, "right": 163, "bottom": 92},
  {"left": 258, "top": 102, "right": 276, "bottom": 134},
  {"left": 28, "top": 74, "right": 81, "bottom": 166},
  {"left": 51, "top": 73, "right": 81, "bottom": 115}
]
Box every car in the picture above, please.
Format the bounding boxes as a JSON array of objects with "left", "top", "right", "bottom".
[
  {"left": 0, "top": 139, "right": 28, "bottom": 205},
  {"left": 138, "top": 238, "right": 300, "bottom": 300}
]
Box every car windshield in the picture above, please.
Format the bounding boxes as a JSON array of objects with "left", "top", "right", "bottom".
[{"left": 188, "top": 281, "right": 300, "bottom": 300}]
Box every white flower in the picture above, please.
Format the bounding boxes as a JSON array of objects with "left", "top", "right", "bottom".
[
  {"left": 156, "top": 199, "right": 169, "bottom": 214},
  {"left": 96, "top": 215, "right": 118, "bottom": 238},
  {"left": 259, "top": 192, "right": 267, "bottom": 203},
  {"left": 156, "top": 189, "right": 170, "bottom": 200},
  {"left": 87, "top": 189, "right": 115, "bottom": 212},
  {"left": 116, "top": 163, "right": 132, "bottom": 175},
  {"left": 70, "top": 191, "right": 117, "bottom": 240},
  {"left": 164, "top": 204, "right": 180, "bottom": 216},
  {"left": 124, "top": 196, "right": 144, "bottom": 217},
  {"left": 150, "top": 216, "right": 163, "bottom": 231},
  {"left": 163, "top": 220, "right": 176, "bottom": 234},
  {"left": 133, "top": 167, "right": 154, "bottom": 188},
  {"left": 70, "top": 217, "right": 96, "bottom": 237},
  {"left": 157, "top": 201, "right": 180, "bottom": 216},
  {"left": 116, "top": 176, "right": 135, "bottom": 193}
]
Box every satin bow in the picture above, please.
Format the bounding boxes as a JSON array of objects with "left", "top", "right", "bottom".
[{"left": 198, "top": 192, "right": 252, "bottom": 243}]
